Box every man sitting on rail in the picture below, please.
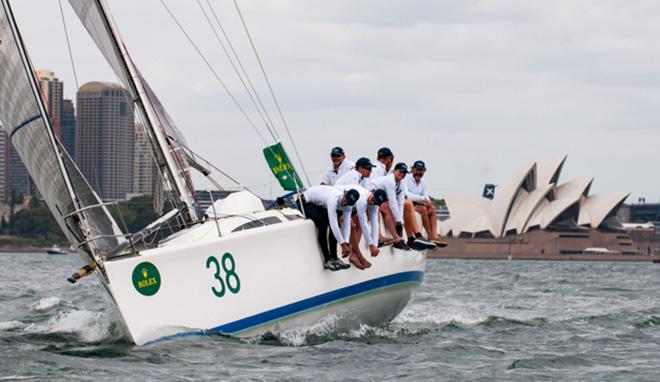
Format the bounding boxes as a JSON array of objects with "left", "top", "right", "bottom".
[
  {"left": 404, "top": 160, "right": 447, "bottom": 247},
  {"left": 370, "top": 147, "right": 394, "bottom": 179},
  {"left": 335, "top": 158, "right": 388, "bottom": 267},
  {"left": 369, "top": 163, "right": 436, "bottom": 251},
  {"left": 335, "top": 157, "right": 375, "bottom": 188},
  {"left": 321, "top": 146, "right": 354, "bottom": 186},
  {"left": 300, "top": 185, "right": 360, "bottom": 271}
]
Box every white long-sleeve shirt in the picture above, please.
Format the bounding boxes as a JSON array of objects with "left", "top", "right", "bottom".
[
  {"left": 369, "top": 161, "right": 392, "bottom": 179},
  {"left": 335, "top": 185, "right": 379, "bottom": 247},
  {"left": 335, "top": 168, "right": 370, "bottom": 188},
  {"left": 404, "top": 174, "right": 429, "bottom": 203},
  {"left": 368, "top": 174, "right": 406, "bottom": 223},
  {"left": 303, "top": 185, "right": 352, "bottom": 244},
  {"left": 321, "top": 159, "right": 354, "bottom": 186}
]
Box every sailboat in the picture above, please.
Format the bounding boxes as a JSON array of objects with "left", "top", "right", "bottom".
[{"left": 0, "top": 0, "right": 427, "bottom": 346}]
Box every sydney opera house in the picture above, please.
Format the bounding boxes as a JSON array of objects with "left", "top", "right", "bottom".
[{"left": 433, "top": 156, "right": 651, "bottom": 259}]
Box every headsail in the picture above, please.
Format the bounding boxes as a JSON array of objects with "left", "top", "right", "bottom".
[
  {"left": 68, "top": 0, "right": 199, "bottom": 222},
  {"left": 0, "top": 0, "right": 124, "bottom": 261}
]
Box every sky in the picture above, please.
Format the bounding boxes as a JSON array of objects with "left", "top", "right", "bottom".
[{"left": 10, "top": 0, "right": 660, "bottom": 202}]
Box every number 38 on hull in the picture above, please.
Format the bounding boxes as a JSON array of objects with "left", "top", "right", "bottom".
[{"left": 103, "top": 198, "right": 427, "bottom": 346}]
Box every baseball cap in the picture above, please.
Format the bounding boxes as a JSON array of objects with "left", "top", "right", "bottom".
[
  {"left": 394, "top": 162, "right": 408, "bottom": 173},
  {"left": 330, "top": 146, "right": 344, "bottom": 156},
  {"left": 344, "top": 189, "right": 360, "bottom": 206},
  {"left": 355, "top": 157, "right": 375, "bottom": 169},
  {"left": 377, "top": 147, "right": 393, "bottom": 158},
  {"left": 373, "top": 189, "right": 388, "bottom": 206},
  {"left": 412, "top": 160, "right": 426, "bottom": 170}
]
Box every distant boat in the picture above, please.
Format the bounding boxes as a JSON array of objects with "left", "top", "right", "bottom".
[{"left": 46, "top": 245, "right": 68, "bottom": 255}]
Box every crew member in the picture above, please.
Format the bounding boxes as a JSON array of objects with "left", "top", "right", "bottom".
[
  {"left": 321, "top": 146, "right": 354, "bottom": 186},
  {"left": 300, "top": 185, "right": 360, "bottom": 271},
  {"left": 335, "top": 157, "right": 375, "bottom": 188},
  {"left": 336, "top": 183, "right": 388, "bottom": 269},
  {"left": 369, "top": 163, "right": 436, "bottom": 251},
  {"left": 404, "top": 160, "right": 447, "bottom": 247},
  {"left": 370, "top": 147, "right": 394, "bottom": 179}
]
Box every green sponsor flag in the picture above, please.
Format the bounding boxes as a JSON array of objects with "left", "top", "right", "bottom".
[{"left": 263, "top": 143, "right": 303, "bottom": 192}]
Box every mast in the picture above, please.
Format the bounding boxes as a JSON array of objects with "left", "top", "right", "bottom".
[{"left": 92, "top": 0, "right": 199, "bottom": 223}]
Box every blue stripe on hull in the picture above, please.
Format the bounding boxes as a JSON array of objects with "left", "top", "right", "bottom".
[{"left": 144, "top": 271, "right": 424, "bottom": 345}]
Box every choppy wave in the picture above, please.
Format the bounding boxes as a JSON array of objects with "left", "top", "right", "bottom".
[
  {"left": 29, "top": 296, "right": 64, "bottom": 311},
  {"left": 23, "top": 309, "right": 115, "bottom": 343},
  {"left": 0, "top": 320, "right": 24, "bottom": 330}
]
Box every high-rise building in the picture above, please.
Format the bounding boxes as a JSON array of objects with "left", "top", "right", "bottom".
[
  {"left": 133, "top": 123, "right": 156, "bottom": 195},
  {"left": 76, "top": 82, "right": 134, "bottom": 201},
  {"left": 36, "top": 70, "right": 63, "bottom": 139},
  {"left": 61, "top": 99, "right": 76, "bottom": 159},
  {"left": 0, "top": 131, "right": 9, "bottom": 202},
  {"left": 9, "top": 144, "right": 35, "bottom": 200}
]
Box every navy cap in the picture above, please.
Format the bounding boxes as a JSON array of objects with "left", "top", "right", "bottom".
[
  {"left": 373, "top": 189, "right": 388, "bottom": 206},
  {"left": 377, "top": 147, "right": 393, "bottom": 158},
  {"left": 330, "top": 146, "right": 344, "bottom": 156},
  {"left": 394, "top": 162, "right": 408, "bottom": 173},
  {"left": 355, "top": 157, "right": 375, "bottom": 169},
  {"left": 344, "top": 189, "right": 360, "bottom": 206},
  {"left": 412, "top": 160, "right": 426, "bottom": 169}
]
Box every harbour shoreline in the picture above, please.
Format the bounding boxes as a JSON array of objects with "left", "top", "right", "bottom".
[{"left": 429, "top": 250, "right": 660, "bottom": 262}]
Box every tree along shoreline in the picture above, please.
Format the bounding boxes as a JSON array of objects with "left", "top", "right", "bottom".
[{"left": 1, "top": 194, "right": 167, "bottom": 252}]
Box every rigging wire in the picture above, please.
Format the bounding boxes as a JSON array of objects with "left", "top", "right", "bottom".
[
  {"left": 157, "top": 0, "right": 276, "bottom": 145},
  {"left": 203, "top": 0, "right": 279, "bottom": 140},
  {"left": 196, "top": 0, "right": 278, "bottom": 142},
  {"left": 57, "top": 0, "right": 103, "bottom": 194},
  {"left": 231, "top": 0, "right": 311, "bottom": 187},
  {"left": 158, "top": 0, "right": 305, "bottom": 204},
  {"left": 57, "top": 0, "right": 79, "bottom": 90}
]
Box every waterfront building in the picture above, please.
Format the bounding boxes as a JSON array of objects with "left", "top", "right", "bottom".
[
  {"left": 61, "top": 99, "right": 76, "bottom": 158},
  {"left": 36, "top": 70, "right": 63, "bottom": 139},
  {"left": 133, "top": 123, "right": 155, "bottom": 195},
  {"left": 439, "top": 155, "right": 630, "bottom": 238},
  {"left": 0, "top": 132, "right": 8, "bottom": 202},
  {"left": 8, "top": 146, "right": 36, "bottom": 200},
  {"left": 76, "top": 82, "right": 134, "bottom": 201}
]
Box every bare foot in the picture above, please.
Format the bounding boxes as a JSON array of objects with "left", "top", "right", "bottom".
[
  {"left": 355, "top": 251, "right": 372, "bottom": 269},
  {"left": 348, "top": 254, "right": 365, "bottom": 270}
]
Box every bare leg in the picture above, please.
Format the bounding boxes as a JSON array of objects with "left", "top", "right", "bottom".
[
  {"left": 379, "top": 202, "right": 401, "bottom": 241},
  {"left": 349, "top": 215, "right": 363, "bottom": 258},
  {"left": 403, "top": 200, "right": 421, "bottom": 238},
  {"left": 415, "top": 204, "right": 431, "bottom": 239},
  {"left": 428, "top": 204, "right": 438, "bottom": 240}
]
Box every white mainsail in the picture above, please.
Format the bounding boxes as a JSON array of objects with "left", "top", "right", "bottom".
[
  {"left": 0, "top": 0, "right": 124, "bottom": 262},
  {"left": 68, "top": 0, "right": 199, "bottom": 222}
]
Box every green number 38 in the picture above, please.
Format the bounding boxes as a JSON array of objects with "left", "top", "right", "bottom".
[{"left": 205, "top": 253, "right": 241, "bottom": 298}]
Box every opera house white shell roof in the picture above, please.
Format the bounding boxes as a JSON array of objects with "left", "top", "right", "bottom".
[{"left": 439, "top": 155, "right": 629, "bottom": 238}]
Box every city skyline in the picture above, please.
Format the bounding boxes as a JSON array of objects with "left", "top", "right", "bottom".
[
  {"left": 9, "top": 1, "right": 660, "bottom": 202},
  {"left": 0, "top": 70, "right": 156, "bottom": 202}
]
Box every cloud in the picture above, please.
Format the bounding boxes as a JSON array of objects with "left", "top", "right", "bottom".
[{"left": 10, "top": 0, "right": 660, "bottom": 201}]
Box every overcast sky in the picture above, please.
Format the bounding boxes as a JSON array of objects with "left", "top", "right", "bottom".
[{"left": 11, "top": 1, "right": 660, "bottom": 201}]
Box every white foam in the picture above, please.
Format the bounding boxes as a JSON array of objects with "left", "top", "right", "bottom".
[
  {"left": 24, "top": 309, "right": 111, "bottom": 342},
  {"left": 270, "top": 314, "right": 339, "bottom": 346},
  {"left": 0, "top": 320, "right": 24, "bottom": 330},
  {"left": 395, "top": 303, "right": 488, "bottom": 326},
  {"left": 30, "top": 296, "right": 62, "bottom": 310}
]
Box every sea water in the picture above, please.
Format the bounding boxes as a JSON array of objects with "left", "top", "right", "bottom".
[{"left": 1, "top": 252, "right": 659, "bottom": 381}]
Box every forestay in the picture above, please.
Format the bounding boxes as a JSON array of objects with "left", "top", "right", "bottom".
[{"left": 0, "top": 0, "right": 124, "bottom": 260}]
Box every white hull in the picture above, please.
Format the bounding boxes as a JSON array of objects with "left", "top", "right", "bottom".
[{"left": 103, "top": 211, "right": 426, "bottom": 346}]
